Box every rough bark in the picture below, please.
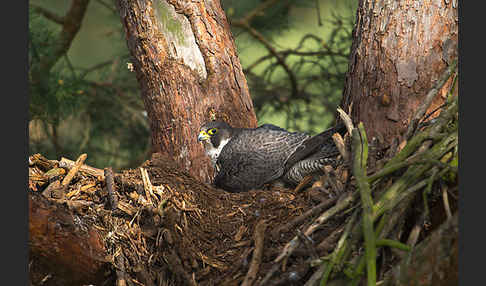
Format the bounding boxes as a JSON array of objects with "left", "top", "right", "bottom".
[
  {"left": 383, "top": 212, "right": 458, "bottom": 286},
  {"left": 29, "top": 192, "right": 109, "bottom": 285},
  {"left": 340, "top": 0, "right": 458, "bottom": 147},
  {"left": 116, "top": 0, "right": 257, "bottom": 183}
]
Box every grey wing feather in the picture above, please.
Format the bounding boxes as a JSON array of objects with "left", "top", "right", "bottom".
[
  {"left": 258, "top": 124, "right": 288, "bottom": 132},
  {"left": 283, "top": 123, "right": 346, "bottom": 172},
  {"left": 214, "top": 128, "right": 310, "bottom": 191}
]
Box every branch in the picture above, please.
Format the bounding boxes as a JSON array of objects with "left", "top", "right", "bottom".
[
  {"left": 234, "top": 21, "right": 299, "bottom": 98},
  {"left": 273, "top": 191, "right": 355, "bottom": 264},
  {"left": 241, "top": 220, "right": 267, "bottom": 286},
  {"left": 232, "top": 0, "right": 281, "bottom": 25},
  {"left": 104, "top": 167, "right": 118, "bottom": 210},
  {"left": 245, "top": 49, "right": 347, "bottom": 72},
  {"left": 314, "top": 210, "right": 358, "bottom": 286},
  {"left": 61, "top": 153, "right": 88, "bottom": 187},
  {"left": 58, "top": 157, "right": 105, "bottom": 179},
  {"left": 271, "top": 196, "right": 338, "bottom": 239},
  {"left": 52, "top": 0, "right": 91, "bottom": 67},
  {"left": 315, "top": 0, "right": 323, "bottom": 26},
  {"left": 30, "top": 3, "right": 65, "bottom": 24},
  {"left": 231, "top": 0, "right": 300, "bottom": 98},
  {"left": 372, "top": 131, "right": 457, "bottom": 219},
  {"left": 80, "top": 59, "right": 116, "bottom": 79},
  {"left": 31, "top": 0, "right": 91, "bottom": 94}
]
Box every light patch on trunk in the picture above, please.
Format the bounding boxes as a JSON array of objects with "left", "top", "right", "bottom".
[{"left": 155, "top": 1, "right": 207, "bottom": 79}]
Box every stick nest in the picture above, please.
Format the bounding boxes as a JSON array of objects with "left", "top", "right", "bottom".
[{"left": 28, "top": 95, "right": 458, "bottom": 286}]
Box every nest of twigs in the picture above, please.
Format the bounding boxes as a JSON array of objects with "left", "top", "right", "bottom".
[{"left": 29, "top": 79, "right": 458, "bottom": 286}]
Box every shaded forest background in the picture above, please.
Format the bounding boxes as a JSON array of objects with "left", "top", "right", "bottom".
[{"left": 29, "top": 0, "right": 356, "bottom": 170}]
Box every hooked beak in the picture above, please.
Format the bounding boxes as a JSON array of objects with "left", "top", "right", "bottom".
[{"left": 198, "top": 130, "right": 209, "bottom": 142}]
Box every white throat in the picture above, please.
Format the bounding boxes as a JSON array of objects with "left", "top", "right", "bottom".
[{"left": 207, "top": 138, "right": 230, "bottom": 165}]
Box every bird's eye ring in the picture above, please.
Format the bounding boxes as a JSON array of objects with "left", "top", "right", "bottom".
[{"left": 208, "top": 128, "right": 218, "bottom": 135}]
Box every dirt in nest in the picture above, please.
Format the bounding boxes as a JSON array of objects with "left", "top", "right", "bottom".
[
  {"left": 118, "top": 153, "right": 349, "bottom": 285},
  {"left": 28, "top": 152, "right": 353, "bottom": 286}
]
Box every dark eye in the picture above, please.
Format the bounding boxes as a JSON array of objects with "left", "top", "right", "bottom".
[{"left": 208, "top": 128, "right": 218, "bottom": 135}]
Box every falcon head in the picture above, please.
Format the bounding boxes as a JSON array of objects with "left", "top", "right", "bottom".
[{"left": 198, "top": 121, "right": 235, "bottom": 165}]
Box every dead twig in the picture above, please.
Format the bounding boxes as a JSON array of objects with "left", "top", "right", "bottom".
[
  {"left": 41, "top": 180, "right": 62, "bottom": 198},
  {"left": 316, "top": 224, "right": 345, "bottom": 254},
  {"left": 242, "top": 220, "right": 267, "bottom": 286},
  {"left": 29, "top": 153, "right": 58, "bottom": 171},
  {"left": 296, "top": 229, "right": 319, "bottom": 261},
  {"left": 259, "top": 264, "right": 280, "bottom": 286},
  {"left": 271, "top": 196, "right": 338, "bottom": 239},
  {"left": 274, "top": 191, "right": 355, "bottom": 268},
  {"left": 104, "top": 167, "right": 118, "bottom": 210},
  {"left": 232, "top": 0, "right": 280, "bottom": 25},
  {"left": 61, "top": 153, "right": 88, "bottom": 188},
  {"left": 442, "top": 186, "right": 453, "bottom": 220},
  {"left": 308, "top": 210, "right": 359, "bottom": 286},
  {"left": 115, "top": 253, "right": 127, "bottom": 286},
  {"left": 332, "top": 132, "right": 349, "bottom": 162},
  {"left": 336, "top": 107, "right": 354, "bottom": 136},
  {"left": 321, "top": 166, "right": 343, "bottom": 196},
  {"left": 140, "top": 168, "right": 158, "bottom": 206},
  {"left": 59, "top": 157, "right": 105, "bottom": 179},
  {"left": 232, "top": 0, "right": 299, "bottom": 99},
  {"left": 294, "top": 175, "right": 313, "bottom": 192},
  {"left": 405, "top": 212, "right": 427, "bottom": 250},
  {"left": 117, "top": 201, "right": 137, "bottom": 216}
]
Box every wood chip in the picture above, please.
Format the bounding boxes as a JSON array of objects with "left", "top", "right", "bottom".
[
  {"left": 117, "top": 201, "right": 137, "bottom": 216},
  {"left": 66, "top": 188, "right": 80, "bottom": 199},
  {"left": 234, "top": 225, "right": 247, "bottom": 241},
  {"left": 80, "top": 183, "right": 97, "bottom": 193},
  {"left": 44, "top": 168, "right": 66, "bottom": 180},
  {"left": 59, "top": 156, "right": 105, "bottom": 180},
  {"left": 332, "top": 132, "right": 349, "bottom": 162},
  {"left": 62, "top": 154, "right": 88, "bottom": 187}
]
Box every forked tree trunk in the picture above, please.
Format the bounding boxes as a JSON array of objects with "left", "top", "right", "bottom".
[
  {"left": 340, "top": 0, "right": 458, "bottom": 148},
  {"left": 116, "top": 0, "right": 257, "bottom": 182}
]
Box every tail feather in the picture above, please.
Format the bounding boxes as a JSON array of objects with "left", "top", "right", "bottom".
[
  {"left": 283, "top": 123, "right": 346, "bottom": 172},
  {"left": 284, "top": 156, "right": 339, "bottom": 185}
]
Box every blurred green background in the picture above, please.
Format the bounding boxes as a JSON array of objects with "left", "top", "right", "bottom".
[{"left": 29, "top": 0, "right": 357, "bottom": 170}]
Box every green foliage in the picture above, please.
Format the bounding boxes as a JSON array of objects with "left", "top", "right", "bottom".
[
  {"left": 224, "top": 0, "right": 356, "bottom": 133},
  {"left": 28, "top": 0, "right": 356, "bottom": 169},
  {"left": 28, "top": 5, "right": 149, "bottom": 170},
  {"left": 29, "top": 8, "right": 83, "bottom": 124},
  {"left": 28, "top": 8, "right": 56, "bottom": 64}
]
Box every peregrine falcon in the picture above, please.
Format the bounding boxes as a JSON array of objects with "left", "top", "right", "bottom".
[{"left": 198, "top": 120, "right": 345, "bottom": 192}]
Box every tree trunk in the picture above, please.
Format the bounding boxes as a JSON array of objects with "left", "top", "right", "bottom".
[
  {"left": 383, "top": 212, "right": 458, "bottom": 286},
  {"left": 340, "top": 0, "right": 458, "bottom": 148},
  {"left": 116, "top": 0, "right": 257, "bottom": 183},
  {"left": 29, "top": 192, "right": 109, "bottom": 285}
]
